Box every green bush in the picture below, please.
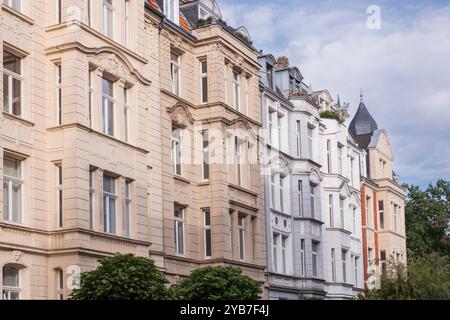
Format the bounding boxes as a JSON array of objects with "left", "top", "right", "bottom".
[
  {"left": 71, "top": 253, "right": 169, "bottom": 300},
  {"left": 171, "top": 266, "right": 262, "bottom": 300},
  {"left": 320, "top": 111, "right": 343, "bottom": 123}
]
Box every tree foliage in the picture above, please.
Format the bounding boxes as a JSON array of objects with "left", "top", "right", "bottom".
[
  {"left": 70, "top": 253, "right": 169, "bottom": 300},
  {"left": 362, "top": 253, "right": 450, "bottom": 300},
  {"left": 404, "top": 179, "right": 450, "bottom": 258},
  {"left": 171, "top": 266, "right": 262, "bottom": 300}
]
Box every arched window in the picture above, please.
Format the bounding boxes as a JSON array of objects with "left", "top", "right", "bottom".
[{"left": 2, "top": 265, "right": 20, "bottom": 300}]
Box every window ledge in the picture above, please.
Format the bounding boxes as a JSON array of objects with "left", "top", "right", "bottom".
[
  {"left": 2, "top": 112, "right": 35, "bottom": 127},
  {"left": 174, "top": 174, "right": 191, "bottom": 184},
  {"left": 293, "top": 216, "right": 325, "bottom": 225},
  {"left": 1, "top": 5, "right": 35, "bottom": 25},
  {"left": 228, "top": 183, "right": 258, "bottom": 197},
  {"left": 326, "top": 227, "right": 352, "bottom": 235}
]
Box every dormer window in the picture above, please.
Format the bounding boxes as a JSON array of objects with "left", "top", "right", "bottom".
[
  {"left": 267, "top": 63, "right": 273, "bottom": 89},
  {"left": 158, "top": 0, "right": 179, "bottom": 25}
]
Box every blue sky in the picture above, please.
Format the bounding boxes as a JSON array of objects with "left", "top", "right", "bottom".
[{"left": 218, "top": 0, "right": 450, "bottom": 187}]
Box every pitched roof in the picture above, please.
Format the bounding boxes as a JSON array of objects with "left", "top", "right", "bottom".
[
  {"left": 179, "top": 12, "right": 192, "bottom": 32},
  {"left": 349, "top": 100, "right": 378, "bottom": 138},
  {"left": 148, "top": 0, "right": 160, "bottom": 11}
]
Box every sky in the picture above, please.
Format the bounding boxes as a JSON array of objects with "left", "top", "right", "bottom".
[{"left": 217, "top": 0, "right": 450, "bottom": 188}]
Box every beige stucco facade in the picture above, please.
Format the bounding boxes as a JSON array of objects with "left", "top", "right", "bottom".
[{"left": 0, "top": 0, "right": 266, "bottom": 300}]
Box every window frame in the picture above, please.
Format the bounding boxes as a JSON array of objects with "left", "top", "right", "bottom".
[
  {"left": 102, "top": 77, "right": 115, "bottom": 136},
  {"left": 55, "top": 163, "right": 63, "bottom": 228},
  {"left": 174, "top": 207, "right": 185, "bottom": 256},
  {"left": 3, "top": 0, "right": 21, "bottom": 12},
  {"left": 342, "top": 249, "right": 348, "bottom": 283},
  {"left": 2, "top": 50, "right": 23, "bottom": 117},
  {"left": 296, "top": 120, "right": 302, "bottom": 157},
  {"left": 3, "top": 155, "right": 24, "bottom": 224},
  {"left": 123, "top": 87, "right": 129, "bottom": 142},
  {"left": 232, "top": 70, "right": 240, "bottom": 111},
  {"left": 199, "top": 59, "right": 208, "bottom": 104},
  {"left": 55, "top": 64, "right": 62, "bottom": 125},
  {"left": 56, "top": 268, "right": 64, "bottom": 300},
  {"left": 378, "top": 200, "right": 385, "bottom": 229},
  {"left": 102, "top": 0, "right": 115, "bottom": 39},
  {"left": 238, "top": 215, "right": 245, "bottom": 261},
  {"left": 171, "top": 127, "right": 183, "bottom": 176},
  {"left": 102, "top": 173, "right": 117, "bottom": 235},
  {"left": 171, "top": 52, "right": 181, "bottom": 96},
  {"left": 331, "top": 248, "right": 336, "bottom": 282},
  {"left": 298, "top": 180, "right": 304, "bottom": 217},
  {"left": 203, "top": 209, "right": 212, "bottom": 259},
  {"left": 88, "top": 169, "right": 95, "bottom": 230},
  {"left": 201, "top": 130, "right": 209, "bottom": 181},
  {"left": 312, "top": 241, "right": 318, "bottom": 278},
  {"left": 2, "top": 265, "right": 21, "bottom": 300},
  {"left": 124, "top": 180, "right": 131, "bottom": 237}
]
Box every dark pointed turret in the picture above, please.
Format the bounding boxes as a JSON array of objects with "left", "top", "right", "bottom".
[{"left": 349, "top": 90, "right": 378, "bottom": 138}]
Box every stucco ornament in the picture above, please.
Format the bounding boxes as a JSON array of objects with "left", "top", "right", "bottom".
[
  {"left": 12, "top": 250, "right": 24, "bottom": 263},
  {"left": 309, "top": 168, "right": 323, "bottom": 185},
  {"left": 92, "top": 53, "right": 134, "bottom": 84},
  {"left": 168, "top": 104, "right": 195, "bottom": 128}
]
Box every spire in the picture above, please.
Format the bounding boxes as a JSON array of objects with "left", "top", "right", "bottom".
[{"left": 349, "top": 91, "right": 378, "bottom": 138}]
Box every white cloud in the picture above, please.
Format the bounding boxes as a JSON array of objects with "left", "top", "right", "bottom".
[{"left": 220, "top": 1, "right": 450, "bottom": 186}]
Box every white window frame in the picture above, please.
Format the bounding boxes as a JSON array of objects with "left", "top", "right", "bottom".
[
  {"left": 298, "top": 180, "right": 303, "bottom": 217},
  {"left": 312, "top": 241, "right": 318, "bottom": 278},
  {"left": 2, "top": 265, "right": 20, "bottom": 300},
  {"left": 235, "top": 137, "right": 243, "bottom": 187},
  {"left": 56, "top": 0, "right": 62, "bottom": 24},
  {"left": 55, "top": 163, "right": 63, "bottom": 228},
  {"left": 89, "top": 169, "right": 95, "bottom": 230},
  {"left": 55, "top": 64, "right": 62, "bottom": 125},
  {"left": 296, "top": 120, "right": 301, "bottom": 157},
  {"left": 224, "top": 62, "right": 228, "bottom": 104},
  {"left": 307, "top": 126, "right": 313, "bottom": 158},
  {"left": 270, "top": 175, "right": 275, "bottom": 209},
  {"left": 174, "top": 207, "right": 185, "bottom": 255},
  {"left": 338, "top": 144, "right": 343, "bottom": 175},
  {"left": 244, "top": 77, "right": 249, "bottom": 115},
  {"left": 326, "top": 140, "right": 332, "bottom": 173},
  {"left": 300, "top": 239, "right": 306, "bottom": 277},
  {"left": 172, "top": 127, "right": 183, "bottom": 176},
  {"left": 2, "top": 51, "right": 23, "bottom": 116},
  {"left": 281, "top": 236, "right": 287, "bottom": 274},
  {"left": 272, "top": 233, "right": 279, "bottom": 272},
  {"left": 163, "top": 0, "right": 179, "bottom": 25},
  {"left": 331, "top": 248, "right": 336, "bottom": 282},
  {"left": 102, "top": 0, "right": 115, "bottom": 39},
  {"left": 340, "top": 197, "right": 345, "bottom": 229},
  {"left": 342, "top": 249, "right": 348, "bottom": 283},
  {"left": 124, "top": 180, "right": 131, "bottom": 237},
  {"left": 56, "top": 268, "right": 64, "bottom": 300},
  {"left": 200, "top": 59, "right": 208, "bottom": 104},
  {"left": 124, "top": 0, "right": 130, "bottom": 46},
  {"left": 310, "top": 183, "right": 316, "bottom": 219},
  {"left": 201, "top": 130, "right": 209, "bottom": 181},
  {"left": 232, "top": 71, "right": 240, "bottom": 111},
  {"left": 394, "top": 204, "right": 398, "bottom": 233},
  {"left": 88, "top": 69, "right": 93, "bottom": 128},
  {"left": 354, "top": 256, "right": 359, "bottom": 286},
  {"left": 203, "top": 209, "right": 212, "bottom": 259},
  {"left": 378, "top": 200, "right": 384, "bottom": 229},
  {"left": 3, "top": 155, "right": 23, "bottom": 224},
  {"left": 279, "top": 175, "right": 285, "bottom": 212},
  {"left": 103, "top": 174, "right": 117, "bottom": 234},
  {"left": 238, "top": 215, "right": 245, "bottom": 261},
  {"left": 102, "top": 78, "right": 115, "bottom": 136},
  {"left": 329, "top": 195, "right": 334, "bottom": 227},
  {"left": 171, "top": 52, "right": 181, "bottom": 96},
  {"left": 366, "top": 196, "right": 371, "bottom": 227},
  {"left": 123, "top": 87, "right": 129, "bottom": 142}
]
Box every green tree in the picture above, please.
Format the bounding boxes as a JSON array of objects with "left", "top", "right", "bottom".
[
  {"left": 362, "top": 253, "right": 450, "bottom": 300},
  {"left": 171, "top": 266, "right": 262, "bottom": 300},
  {"left": 404, "top": 179, "right": 450, "bottom": 257},
  {"left": 71, "top": 253, "right": 169, "bottom": 300}
]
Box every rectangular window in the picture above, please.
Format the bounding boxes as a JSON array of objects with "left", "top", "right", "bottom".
[
  {"left": 56, "top": 64, "right": 62, "bottom": 125},
  {"left": 174, "top": 207, "right": 185, "bottom": 255},
  {"left": 203, "top": 209, "right": 212, "bottom": 259},
  {"left": 353, "top": 206, "right": 357, "bottom": 235},
  {"left": 87, "top": 0, "right": 92, "bottom": 26},
  {"left": 340, "top": 198, "right": 345, "bottom": 229},
  {"left": 103, "top": 0, "right": 114, "bottom": 38},
  {"left": 326, "top": 140, "right": 332, "bottom": 173},
  {"left": 296, "top": 120, "right": 301, "bottom": 157},
  {"left": 270, "top": 175, "right": 275, "bottom": 209},
  {"left": 3, "top": 50, "right": 22, "bottom": 116},
  {"left": 3, "top": 0, "right": 21, "bottom": 11},
  {"left": 200, "top": 59, "right": 208, "bottom": 104},
  {"left": 379, "top": 201, "right": 384, "bottom": 229},
  {"left": 162, "top": 0, "right": 179, "bottom": 24},
  {"left": 312, "top": 242, "right": 318, "bottom": 278},
  {"left": 171, "top": 52, "right": 181, "bottom": 96},
  {"left": 55, "top": 164, "right": 63, "bottom": 228},
  {"left": 281, "top": 236, "right": 287, "bottom": 274},
  {"left": 279, "top": 176, "right": 285, "bottom": 212},
  {"left": 88, "top": 70, "right": 93, "bottom": 127},
  {"left": 103, "top": 174, "right": 116, "bottom": 234},
  {"left": 366, "top": 196, "right": 371, "bottom": 227},
  {"left": 310, "top": 183, "right": 316, "bottom": 219},
  {"left": 267, "top": 63, "right": 273, "bottom": 88},
  {"left": 244, "top": 77, "right": 249, "bottom": 115},
  {"left": 233, "top": 71, "right": 240, "bottom": 111},
  {"left": 56, "top": 269, "right": 64, "bottom": 300},
  {"left": 201, "top": 131, "right": 209, "bottom": 181},
  {"left": 224, "top": 62, "right": 228, "bottom": 104},
  {"left": 268, "top": 111, "right": 274, "bottom": 146},
  {"left": 238, "top": 216, "right": 245, "bottom": 261},
  {"left": 272, "top": 234, "right": 278, "bottom": 272},
  {"left": 102, "top": 78, "right": 114, "bottom": 136},
  {"left": 124, "top": 180, "right": 131, "bottom": 237},
  {"left": 331, "top": 248, "right": 336, "bottom": 282},
  {"left": 124, "top": 0, "right": 130, "bottom": 45},
  {"left": 123, "top": 87, "right": 129, "bottom": 142},
  {"left": 342, "top": 249, "right": 348, "bottom": 283},
  {"left": 329, "top": 195, "right": 334, "bottom": 227},
  {"left": 235, "top": 137, "right": 243, "bottom": 187},
  {"left": 307, "top": 126, "right": 313, "bottom": 158},
  {"left": 3, "top": 155, "right": 23, "bottom": 224},
  {"left": 380, "top": 250, "right": 386, "bottom": 274},
  {"left": 354, "top": 256, "right": 359, "bottom": 286},
  {"left": 394, "top": 204, "right": 398, "bottom": 233},
  {"left": 277, "top": 115, "right": 282, "bottom": 151},
  {"left": 338, "top": 145, "right": 343, "bottom": 175},
  {"left": 172, "top": 127, "right": 182, "bottom": 176},
  {"left": 300, "top": 239, "right": 306, "bottom": 277},
  {"left": 56, "top": 0, "right": 62, "bottom": 23},
  {"left": 298, "top": 181, "right": 303, "bottom": 217},
  {"left": 89, "top": 169, "right": 95, "bottom": 230},
  {"left": 349, "top": 157, "right": 355, "bottom": 185}
]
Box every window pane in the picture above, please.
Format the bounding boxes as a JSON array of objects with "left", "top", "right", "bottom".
[
  {"left": 3, "top": 181, "right": 8, "bottom": 220},
  {"left": 3, "top": 266, "right": 19, "bottom": 287},
  {"left": 205, "top": 229, "right": 212, "bottom": 257},
  {"left": 11, "top": 182, "right": 21, "bottom": 223},
  {"left": 102, "top": 78, "right": 113, "bottom": 96},
  {"left": 201, "top": 61, "right": 207, "bottom": 74},
  {"left": 177, "top": 221, "right": 184, "bottom": 254},
  {"left": 3, "top": 51, "right": 21, "bottom": 74},
  {"left": 108, "top": 100, "right": 114, "bottom": 135},
  {"left": 109, "top": 198, "right": 116, "bottom": 233},
  {"left": 202, "top": 77, "right": 208, "bottom": 102},
  {"left": 4, "top": 157, "right": 21, "bottom": 178}
]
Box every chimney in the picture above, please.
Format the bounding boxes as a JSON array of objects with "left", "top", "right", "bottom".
[{"left": 277, "top": 56, "right": 289, "bottom": 69}]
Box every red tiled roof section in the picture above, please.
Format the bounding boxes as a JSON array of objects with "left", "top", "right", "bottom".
[
  {"left": 148, "top": 0, "right": 160, "bottom": 11},
  {"left": 179, "top": 13, "right": 192, "bottom": 32}
]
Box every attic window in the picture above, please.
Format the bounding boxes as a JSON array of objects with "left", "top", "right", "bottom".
[{"left": 158, "top": 0, "right": 179, "bottom": 25}]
